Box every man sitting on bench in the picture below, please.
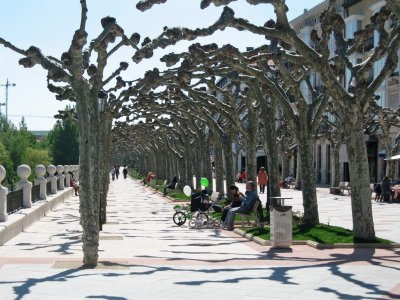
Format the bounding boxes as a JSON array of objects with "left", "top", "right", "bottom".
[
  {"left": 163, "top": 176, "right": 177, "bottom": 196},
  {"left": 221, "top": 181, "right": 258, "bottom": 231}
]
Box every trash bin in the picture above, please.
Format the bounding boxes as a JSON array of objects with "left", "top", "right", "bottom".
[{"left": 270, "top": 205, "right": 292, "bottom": 248}]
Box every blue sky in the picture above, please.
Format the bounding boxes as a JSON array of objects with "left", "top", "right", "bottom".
[{"left": 0, "top": 0, "right": 323, "bottom": 130}]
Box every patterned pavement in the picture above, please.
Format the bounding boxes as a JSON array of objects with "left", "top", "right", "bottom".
[{"left": 0, "top": 177, "right": 399, "bottom": 299}]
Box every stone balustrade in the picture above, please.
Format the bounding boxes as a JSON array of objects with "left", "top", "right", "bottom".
[{"left": 0, "top": 164, "right": 79, "bottom": 222}]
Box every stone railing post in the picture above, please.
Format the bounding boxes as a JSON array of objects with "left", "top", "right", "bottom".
[
  {"left": 64, "top": 165, "right": 71, "bottom": 187},
  {"left": 16, "top": 164, "right": 32, "bottom": 208},
  {"left": 0, "top": 165, "right": 8, "bottom": 222},
  {"left": 56, "top": 165, "right": 65, "bottom": 190},
  {"left": 34, "top": 165, "right": 47, "bottom": 200},
  {"left": 47, "top": 165, "right": 57, "bottom": 194}
]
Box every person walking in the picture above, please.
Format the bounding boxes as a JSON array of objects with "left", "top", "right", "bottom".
[
  {"left": 123, "top": 167, "right": 128, "bottom": 179},
  {"left": 115, "top": 165, "right": 120, "bottom": 179},
  {"left": 257, "top": 167, "right": 268, "bottom": 194}
]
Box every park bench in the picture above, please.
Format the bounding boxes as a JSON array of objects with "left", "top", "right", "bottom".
[
  {"left": 237, "top": 201, "right": 261, "bottom": 227},
  {"left": 339, "top": 181, "right": 351, "bottom": 195}
]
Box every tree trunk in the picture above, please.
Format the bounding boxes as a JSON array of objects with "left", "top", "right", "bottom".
[
  {"left": 295, "top": 150, "right": 302, "bottom": 189},
  {"left": 99, "top": 113, "right": 113, "bottom": 227},
  {"left": 245, "top": 138, "right": 257, "bottom": 183},
  {"left": 346, "top": 119, "right": 375, "bottom": 241},
  {"left": 281, "top": 150, "right": 290, "bottom": 179},
  {"left": 332, "top": 144, "right": 341, "bottom": 187},
  {"left": 184, "top": 145, "right": 194, "bottom": 188},
  {"left": 214, "top": 141, "right": 224, "bottom": 195},
  {"left": 202, "top": 139, "right": 213, "bottom": 191},
  {"left": 177, "top": 156, "right": 186, "bottom": 188},
  {"left": 262, "top": 100, "right": 281, "bottom": 199},
  {"left": 76, "top": 94, "right": 99, "bottom": 268},
  {"left": 297, "top": 136, "right": 319, "bottom": 226},
  {"left": 194, "top": 144, "right": 202, "bottom": 189},
  {"left": 223, "top": 133, "right": 235, "bottom": 196},
  {"left": 172, "top": 155, "right": 179, "bottom": 180}
]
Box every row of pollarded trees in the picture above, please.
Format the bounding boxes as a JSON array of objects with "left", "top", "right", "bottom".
[
  {"left": 0, "top": 1, "right": 177, "bottom": 267},
  {"left": 1, "top": 0, "right": 399, "bottom": 267},
  {"left": 113, "top": 0, "right": 400, "bottom": 244}
]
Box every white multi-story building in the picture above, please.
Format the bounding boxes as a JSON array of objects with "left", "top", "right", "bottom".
[{"left": 291, "top": 0, "right": 400, "bottom": 184}]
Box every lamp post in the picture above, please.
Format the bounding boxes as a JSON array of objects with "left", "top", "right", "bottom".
[{"left": 0, "top": 79, "right": 16, "bottom": 121}]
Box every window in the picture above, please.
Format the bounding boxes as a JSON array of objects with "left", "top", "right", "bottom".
[
  {"left": 389, "top": 92, "right": 399, "bottom": 110},
  {"left": 328, "top": 32, "right": 335, "bottom": 55},
  {"left": 345, "top": 20, "right": 362, "bottom": 39}
]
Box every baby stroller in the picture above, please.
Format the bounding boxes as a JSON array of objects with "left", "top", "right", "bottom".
[{"left": 189, "top": 190, "right": 221, "bottom": 228}]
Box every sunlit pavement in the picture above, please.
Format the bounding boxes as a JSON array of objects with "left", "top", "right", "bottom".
[{"left": 0, "top": 177, "right": 399, "bottom": 299}]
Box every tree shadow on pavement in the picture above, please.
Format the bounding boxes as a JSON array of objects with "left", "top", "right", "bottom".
[{"left": 87, "top": 296, "right": 128, "bottom": 300}]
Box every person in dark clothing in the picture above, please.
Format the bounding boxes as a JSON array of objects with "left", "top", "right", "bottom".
[
  {"left": 114, "top": 165, "right": 120, "bottom": 179},
  {"left": 382, "top": 176, "right": 392, "bottom": 202},
  {"left": 123, "top": 167, "right": 128, "bottom": 179},
  {"left": 221, "top": 185, "right": 244, "bottom": 222},
  {"left": 374, "top": 183, "right": 382, "bottom": 202},
  {"left": 163, "top": 176, "right": 177, "bottom": 196}
]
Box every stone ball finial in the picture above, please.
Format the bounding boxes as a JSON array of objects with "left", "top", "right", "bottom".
[
  {"left": 47, "top": 165, "right": 56, "bottom": 176},
  {"left": 35, "top": 165, "right": 46, "bottom": 178},
  {"left": 0, "top": 165, "right": 6, "bottom": 184},
  {"left": 56, "top": 165, "right": 64, "bottom": 174},
  {"left": 17, "top": 164, "right": 31, "bottom": 181},
  {"left": 64, "top": 165, "right": 70, "bottom": 173}
]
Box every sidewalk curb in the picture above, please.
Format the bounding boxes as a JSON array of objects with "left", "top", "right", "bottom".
[{"left": 234, "top": 228, "right": 400, "bottom": 249}]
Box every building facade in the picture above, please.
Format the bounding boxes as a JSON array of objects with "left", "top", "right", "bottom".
[{"left": 290, "top": 0, "right": 400, "bottom": 184}]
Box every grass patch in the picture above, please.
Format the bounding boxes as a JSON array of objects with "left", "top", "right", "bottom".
[
  {"left": 168, "top": 189, "right": 191, "bottom": 201},
  {"left": 243, "top": 224, "right": 393, "bottom": 244},
  {"left": 129, "top": 170, "right": 145, "bottom": 180}
]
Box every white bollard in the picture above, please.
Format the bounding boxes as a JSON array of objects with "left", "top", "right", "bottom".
[
  {"left": 16, "top": 164, "right": 32, "bottom": 208},
  {"left": 0, "top": 165, "right": 8, "bottom": 222},
  {"left": 34, "top": 165, "right": 47, "bottom": 200},
  {"left": 56, "top": 165, "right": 65, "bottom": 190},
  {"left": 64, "top": 165, "right": 71, "bottom": 187},
  {"left": 47, "top": 165, "right": 57, "bottom": 194}
]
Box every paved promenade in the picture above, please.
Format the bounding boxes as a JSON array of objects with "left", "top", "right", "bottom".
[{"left": 0, "top": 178, "right": 399, "bottom": 299}]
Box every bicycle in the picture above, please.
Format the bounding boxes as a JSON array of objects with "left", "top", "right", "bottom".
[{"left": 173, "top": 204, "right": 210, "bottom": 228}]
